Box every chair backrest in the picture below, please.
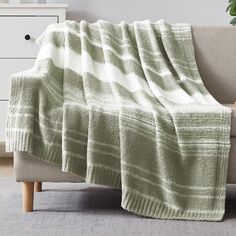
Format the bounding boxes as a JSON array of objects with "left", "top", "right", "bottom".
[{"left": 192, "top": 26, "right": 236, "bottom": 104}]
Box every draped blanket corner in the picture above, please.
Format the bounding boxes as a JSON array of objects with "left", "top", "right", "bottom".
[{"left": 6, "top": 19, "right": 231, "bottom": 221}]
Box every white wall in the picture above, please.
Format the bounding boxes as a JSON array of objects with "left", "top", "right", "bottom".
[{"left": 47, "top": 0, "right": 231, "bottom": 26}]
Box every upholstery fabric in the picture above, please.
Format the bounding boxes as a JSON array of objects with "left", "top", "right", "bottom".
[{"left": 192, "top": 27, "right": 236, "bottom": 104}]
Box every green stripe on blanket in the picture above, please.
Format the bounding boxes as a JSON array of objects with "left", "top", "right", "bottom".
[{"left": 6, "top": 20, "right": 231, "bottom": 221}]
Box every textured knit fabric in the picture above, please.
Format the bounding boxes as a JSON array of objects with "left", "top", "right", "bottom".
[{"left": 6, "top": 20, "right": 231, "bottom": 221}]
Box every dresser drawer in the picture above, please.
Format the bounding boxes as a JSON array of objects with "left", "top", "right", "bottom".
[
  {"left": 0, "top": 16, "right": 57, "bottom": 58},
  {"left": 0, "top": 101, "right": 8, "bottom": 142},
  {"left": 0, "top": 59, "right": 35, "bottom": 100}
]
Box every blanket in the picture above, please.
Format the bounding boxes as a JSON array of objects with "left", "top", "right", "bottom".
[{"left": 6, "top": 20, "right": 231, "bottom": 221}]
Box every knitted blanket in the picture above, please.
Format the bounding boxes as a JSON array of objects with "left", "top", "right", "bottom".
[{"left": 6, "top": 20, "right": 231, "bottom": 221}]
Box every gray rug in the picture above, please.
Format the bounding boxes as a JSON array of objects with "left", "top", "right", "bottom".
[{"left": 0, "top": 178, "right": 236, "bottom": 236}]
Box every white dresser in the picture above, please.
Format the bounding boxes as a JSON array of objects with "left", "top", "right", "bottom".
[{"left": 0, "top": 4, "right": 67, "bottom": 157}]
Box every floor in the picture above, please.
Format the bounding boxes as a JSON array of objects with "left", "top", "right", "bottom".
[{"left": 1, "top": 158, "right": 236, "bottom": 236}]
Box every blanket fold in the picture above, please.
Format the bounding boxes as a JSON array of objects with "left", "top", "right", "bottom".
[{"left": 6, "top": 19, "right": 231, "bottom": 221}]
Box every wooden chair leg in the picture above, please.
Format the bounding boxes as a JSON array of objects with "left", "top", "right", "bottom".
[
  {"left": 22, "top": 182, "right": 34, "bottom": 212},
  {"left": 34, "top": 182, "right": 42, "bottom": 192}
]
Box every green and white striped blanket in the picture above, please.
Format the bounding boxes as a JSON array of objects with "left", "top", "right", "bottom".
[{"left": 6, "top": 20, "right": 231, "bottom": 221}]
